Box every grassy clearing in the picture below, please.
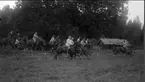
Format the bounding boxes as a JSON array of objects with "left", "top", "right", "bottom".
[{"left": 0, "top": 48, "right": 144, "bottom": 82}]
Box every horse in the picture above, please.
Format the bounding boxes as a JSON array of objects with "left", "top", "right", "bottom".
[
  {"left": 18, "top": 36, "right": 30, "bottom": 51},
  {"left": 20, "top": 36, "right": 35, "bottom": 50},
  {"left": 0, "top": 38, "right": 8, "bottom": 48},
  {"left": 14, "top": 37, "right": 27, "bottom": 50},
  {"left": 84, "top": 40, "right": 93, "bottom": 49},
  {"left": 35, "top": 37, "right": 47, "bottom": 51},
  {"left": 48, "top": 37, "right": 62, "bottom": 52},
  {"left": 74, "top": 41, "right": 91, "bottom": 60},
  {"left": 53, "top": 40, "right": 90, "bottom": 60},
  {"left": 23, "top": 36, "right": 46, "bottom": 51},
  {"left": 1, "top": 37, "right": 16, "bottom": 49},
  {"left": 53, "top": 44, "right": 78, "bottom": 60},
  {"left": 113, "top": 46, "right": 134, "bottom": 57}
]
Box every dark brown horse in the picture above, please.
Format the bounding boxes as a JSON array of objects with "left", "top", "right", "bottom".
[
  {"left": 48, "top": 37, "right": 62, "bottom": 52},
  {"left": 22, "top": 36, "right": 46, "bottom": 51},
  {"left": 0, "top": 37, "right": 16, "bottom": 49},
  {"left": 113, "top": 46, "right": 134, "bottom": 57},
  {"left": 0, "top": 38, "right": 8, "bottom": 48},
  {"left": 35, "top": 37, "right": 46, "bottom": 51},
  {"left": 53, "top": 41, "right": 90, "bottom": 60}
]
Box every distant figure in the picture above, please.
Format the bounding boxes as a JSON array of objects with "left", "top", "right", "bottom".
[
  {"left": 77, "top": 37, "right": 81, "bottom": 42},
  {"left": 16, "top": 33, "right": 20, "bottom": 39},
  {"left": 8, "top": 30, "right": 14, "bottom": 38},
  {"left": 33, "top": 32, "right": 40, "bottom": 43},
  {"left": 85, "top": 38, "right": 89, "bottom": 44},
  {"left": 80, "top": 38, "right": 86, "bottom": 48},
  {"left": 49, "top": 35, "right": 56, "bottom": 44},
  {"left": 65, "top": 36, "right": 74, "bottom": 49},
  {"left": 15, "top": 38, "right": 20, "bottom": 45}
]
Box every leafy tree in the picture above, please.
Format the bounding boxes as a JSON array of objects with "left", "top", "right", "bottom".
[{"left": 0, "top": 0, "right": 143, "bottom": 45}]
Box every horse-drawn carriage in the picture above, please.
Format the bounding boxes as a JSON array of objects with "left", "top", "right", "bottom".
[{"left": 98, "top": 38, "right": 134, "bottom": 56}]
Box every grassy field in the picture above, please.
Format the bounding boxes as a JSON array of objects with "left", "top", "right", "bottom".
[{"left": 0, "top": 47, "right": 144, "bottom": 82}]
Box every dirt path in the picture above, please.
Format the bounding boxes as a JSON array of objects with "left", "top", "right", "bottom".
[{"left": 0, "top": 48, "right": 143, "bottom": 82}]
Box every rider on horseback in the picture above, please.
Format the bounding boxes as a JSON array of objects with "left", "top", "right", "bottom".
[
  {"left": 77, "top": 37, "right": 81, "bottom": 42},
  {"left": 65, "top": 36, "right": 74, "bottom": 56},
  {"left": 65, "top": 36, "right": 74, "bottom": 49},
  {"left": 49, "top": 35, "right": 58, "bottom": 51},
  {"left": 49, "top": 35, "right": 57, "bottom": 45},
  {"left": 80, "top": 38, "right": 86, "bottom": 48},
  {"left": 8, "top": 30, "right": 14, "bottom": 39},
  {"left": 33, "top": 32, "right": 41, "bottom": 43},
  {"left": 85, "top": 38, "right": 89, "bottom": 43},
  {"left": 15, "top": 33, "right": 21, "bottom": 44},
  {"left": 32, "top": 32, "right": 46, "bottom": 50}
]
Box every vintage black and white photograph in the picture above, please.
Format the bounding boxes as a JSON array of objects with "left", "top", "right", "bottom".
[{"left": 0, "top": 0, "right": 144, "bottom": 82}]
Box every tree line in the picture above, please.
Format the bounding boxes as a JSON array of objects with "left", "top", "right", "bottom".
[{"left": 0, "top": 0, "right": 144, "bottom": 45}]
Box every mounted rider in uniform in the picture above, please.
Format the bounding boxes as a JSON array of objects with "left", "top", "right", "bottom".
[
  {"left": 65, "top": 36, "right": 74, "bottom": 49},
  {"left": 80, "top": 38, "right": 86, "bottom": 48},
  {"left": 33, "top": 32, "right": 41, "bottom": 44},
  {"left": 8, "top": 30, "right": 15, "bottom": 40},
  {"left": 77, "top": 37, "right": 81, "bottom": 42},
  {"left": 49, "top": 35, "right": 58, "bottom": 50},
  {"left": 49, "top": 35, "right": 57, "bottom": 45},
  {"left": 15, "top": 33, "right": 21, "bottom": 46}
]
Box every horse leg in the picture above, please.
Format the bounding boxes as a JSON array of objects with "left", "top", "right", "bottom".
[
  {"left": 34, "top": 44, "right": 37, "bottom": 51},
  {"left": 14, "top": 44, "right": 17, "bottom": 49},
  {"left": 38, "top": 44, "right": 41, "bottom": 51},
  {"left": 11, "top": 42, "right": 16, "bottom": 49},
  {"left": 72, "top": 50, "right": 78, "bottom": 60},
  {"left": 66, "top": 48, "right": 70, "bottom": 58},
  {"left": 70, "top": 54, "right": 73, "bottom": 60},
  {"left": 29, "top": 44, "right": 33, "bottom": 51},
  {"left": 74, "top": 50, "right": 79, "bottom": 59},
  {"left": 85, "top": 53, "right": 90, "bottom": 60},
  {"left": 68, "top": 51, "right": 73, "bottom": 60},
  {"left": 39, "top": 43, "right": 43, "bottom": 51},
  {"left": 50, "top": 47, "right": 53, "bottom": 53},
  {"left": 82, "top": 49, "right": 90, "bottom": 60},
  {"left": 72, "top": 53, "right": 77, "bottom": 60},
  {"left": 68, "top": 49, "right": 76, "bottom": 60},
  {"left": 40, "top": 45, "right": 44, "bottom": 51},
  {"left": 53, "top": 53, "right": 59, "bottom": 60},
  {"left": 78, "top": 49, "right": 83, "bottom": 60},
  {"left": 35, "top": 44, "right": 38, "bottom": 51},
  {"left": 32, "top": 43, "right": 36, "bottom": 51}
]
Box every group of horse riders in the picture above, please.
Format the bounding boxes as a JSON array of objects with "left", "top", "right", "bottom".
[
  {"left": 2, "top": 30, "right": 90, "bottom": 51},
  {"left": 49, "top": 35, "right": 90, "bottom": 50}
]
